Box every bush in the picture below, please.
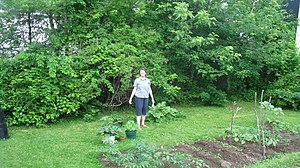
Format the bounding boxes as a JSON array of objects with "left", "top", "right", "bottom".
[
  {"left": 173, "top": 85, "right": 227, "bottom": 106},
  {"left": 267, "top": 69, "right": 300, "bottom": 110},
  {"left": 147, "top": 102, "right": 185, "bottom": 123},
  {"left": 0, "top": 52, "right": 100, "bottom": 126}
]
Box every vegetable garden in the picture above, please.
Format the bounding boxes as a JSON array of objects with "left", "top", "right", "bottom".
[{"left": 97, "top": 101, "right": 300, "bottom": 168}]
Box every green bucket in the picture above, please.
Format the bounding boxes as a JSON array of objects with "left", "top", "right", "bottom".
[{"left": 125, "top": 131, "right": 136, "bottom": 139}]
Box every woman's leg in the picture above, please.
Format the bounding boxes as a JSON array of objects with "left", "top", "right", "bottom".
[
  {"left": 141, "top": 98, "right": 149, "bottom": 127},
  {"left": 135, "top": 97, "right": 143, "bottom": 129},
  {"left": 136, "top": 116, "right": 141, "bottom": 130},
  {"left": 141, "top": 115, "right": 145, "bottom": 126}
]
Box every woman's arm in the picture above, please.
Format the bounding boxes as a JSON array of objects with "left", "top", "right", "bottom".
[
  {"left": 129, "top": 87, "right": 137, "bottom": 104},
  {"left": 149, "top": 86, "right": 155, "bottom": 107}
]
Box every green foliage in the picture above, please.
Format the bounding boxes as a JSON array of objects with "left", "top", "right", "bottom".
[
  {"left": 267, "top": 66, "right": 300, "bottom": 110},
  {"left": 226, "top": 127, "right": 260, "bottom": 145},
  {"left": 0, "top": 0, "right": 52, "bottom": 57},
  {"left": 226, "top": 101, "right": 288, "bottom": 147},
  {"left": 206, "top": 0, "right": 298, "bottom": 98},
  {"left": 171, "top": 83, "right": 227, "bottom": 105},
  {"left": 0, "top": 50, "right": 99, "bottom": 126},
  {"left": 124, "top": 120, "right": 137, "bottom": 132},
  {"left": 104, "top": 141, "right": 208, "bottom": 168},
  {"left": 0, "top": 0, "right": 299, "bottom": 126},
  {"left": 98, "top": 116, "right": 123, "bottom": 144},
  {"left": 259, "top": 101, "right": 284, "bottom": 116},
  {"left": 98, "top": 116, "right": 122, "bottom": 136},
  {"left": 147, "top": 102, "right": 185, "bottom": 123},
  {"left": 226, "top": 124, "right": 287, "bottom": 147}
]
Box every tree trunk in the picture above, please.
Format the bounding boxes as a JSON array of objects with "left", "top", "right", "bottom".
[
  {"left": 49, "top": 12, "right": 55, "bottom": 30},
  {"left": 27, "top": 12, "right": 32, "bottom": 44}
]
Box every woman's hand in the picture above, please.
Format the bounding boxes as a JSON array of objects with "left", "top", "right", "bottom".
[
  {"left": 152, "top": 99, "right": 155, "bottom": 108},
  {"left": 129, "top": 98, "right": 133, "bottom": 104}
]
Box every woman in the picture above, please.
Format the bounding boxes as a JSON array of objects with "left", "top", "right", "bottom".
[{"left": 129, "top": 68, "right": 155, "bottom": 130}]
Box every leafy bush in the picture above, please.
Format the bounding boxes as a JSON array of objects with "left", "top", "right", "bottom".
[
  {"left": 202, "top": 86, "right": 227, "bottom": 106},
  {"left": 0, "top": 52, "right": 100, "bottom": 126},
  {"left": 104, "top": 141, "right": 208, "bottom": 168},
  {"left": 174, "top": 85, "right": 227, "bottom": 106},
  {"left": 98, "top": 125, "right": 122, "bottom": 137},
  {"left": 147, "top": 102, "right": 185, "bottom": 123},
  {"left": 267, "top": 69, "right": 300, "bottom": 110}
]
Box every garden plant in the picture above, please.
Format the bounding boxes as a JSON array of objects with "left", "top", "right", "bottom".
[
  {"left": 226, "top": 91, "right": 293, "bottom": 161},
  {"left": 124, "top": 120, "right": 138, "bottom": 139},
  {"left": 98, "top": 116, "right": 122, "bottom": 144}
]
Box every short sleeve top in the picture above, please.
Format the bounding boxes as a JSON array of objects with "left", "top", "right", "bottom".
[{"left": 134, "top": 77, "right": 151, "bottom": 98}]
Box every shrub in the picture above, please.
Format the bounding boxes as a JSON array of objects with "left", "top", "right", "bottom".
[
  {"left": 147, "top": 102, "right": 185, "bottom": 123},
  {"left": 267, "top": 69, "right": 300, "bottom": 110},
  {"left": 174, "top": 85, "right": 227, "bottom": 106},
  {"left": 0, "top": 52, "right": 100, "bottom": 126}
]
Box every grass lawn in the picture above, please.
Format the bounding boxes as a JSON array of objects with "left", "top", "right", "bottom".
[{"left": 0, "top": 102, "right": 299, "bottom": 168}]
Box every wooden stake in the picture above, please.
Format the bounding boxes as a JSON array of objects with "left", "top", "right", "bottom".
[
  {"left": 229, "top": 101, "right": 241, "bottom": 143},
  {"left": 254, "top": 92, "right": 260, "bottom": 133}
]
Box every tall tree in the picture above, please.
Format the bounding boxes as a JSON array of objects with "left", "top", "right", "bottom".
[{"left": 0, "top": 0, "right": 54, "bottom": 57}]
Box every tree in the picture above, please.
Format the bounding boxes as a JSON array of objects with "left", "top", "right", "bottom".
[
  {"left": 207, "top": 0, "right": 298, "bottom": 98},
  {"left": 0, "top": 0, "right": 53, "bottom": 57}
]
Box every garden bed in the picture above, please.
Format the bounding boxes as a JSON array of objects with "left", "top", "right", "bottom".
[
  {"left": 175, "top": 130, "right": 300, "bottom": 167},
  {"left": 98, "top": 130, "right": 300, "bottom": 168}
]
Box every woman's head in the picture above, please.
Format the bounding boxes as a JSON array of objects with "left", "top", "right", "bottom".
[{"left": 139, "top": 68, "right": 146, "bottom": 77}]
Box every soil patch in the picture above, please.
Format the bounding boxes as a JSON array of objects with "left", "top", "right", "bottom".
[
  {"left": 98, "top": 130, "right": 300, "bottom": 168},
  {"left": 98, "top": 156, "right": 120, "bottom": 168}
]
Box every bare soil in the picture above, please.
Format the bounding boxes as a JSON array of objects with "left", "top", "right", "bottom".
[{"left": 98, "top": 130, "right": 300, "bottom": 168}]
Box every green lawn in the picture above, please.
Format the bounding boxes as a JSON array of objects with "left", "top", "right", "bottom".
[{"left": 0, "top": 102, "right": 299, "bottom": 168}]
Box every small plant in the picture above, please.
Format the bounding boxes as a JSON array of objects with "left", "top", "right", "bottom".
[
  {"left": 255, "top": 91, "right": 285, "bottom": 159},
  {"left": 227, "top": 101, "right": 242, "bottom": 143},
  {"left": 98, "top": 125, "right": 122, "bottom": 136},
  {"left": 115, "top": 130, "right": 126, "bottom": 141},
  {"left": 226, "top": 123, "right": 289, "bottom": 148},
  {"left": 125, "top": 120, "right": 137, "bottom": 132},
  {"left": 98, "top": 116, "right": 122, "bottom": 144},
  {"left": 226, "top": 127, "right": 259, "bottom": 145},
  {"left": 124, "top": 120, "right": 138, "bottom": 139},
  {"left": 104, "top": 141, "right": 208, "bottom": 168},
  {"left": 226, "top": 91, "right": 288, "bottom": 159},
  {"left": 110, "top": 114, "right": 123, "bottom": 127}
]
